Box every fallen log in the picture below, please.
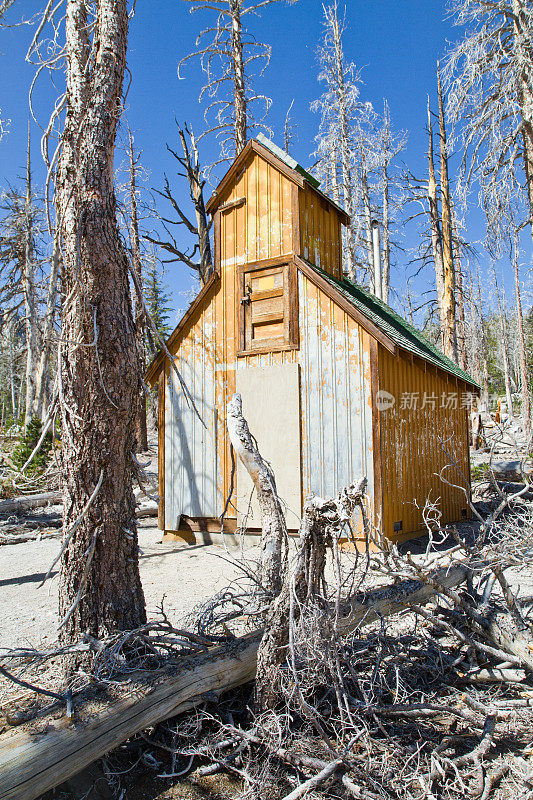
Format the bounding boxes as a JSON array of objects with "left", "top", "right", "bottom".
[
  {"left": 0, "top": 502, "right": 156, "bottom": 546},
  {"left": 135, "top": 500, "right": 158, "bottom": 518},
  {"left": 0, "top": 565, "right": 468, "bottom": 800},
  {"left": 458, "top": 667, "right": 526, "bottom": 685},
  {"left": 0, "top": 529, "right": 62, "bottom": 545},
  {"left": 0, "top": 492, "right": 62, "bottom": 516}
]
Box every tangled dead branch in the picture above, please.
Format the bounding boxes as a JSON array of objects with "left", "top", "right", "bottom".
[{"left": 3, "top": 408, "right": 533, "bottom": 799}]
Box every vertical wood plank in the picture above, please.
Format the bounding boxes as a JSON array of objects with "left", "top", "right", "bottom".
[
  {"left": 291, "top": 184, "right": 300, "bottom": 257},
  {"left": 158, "top": 369, "right": 165, "bottom": 530}
]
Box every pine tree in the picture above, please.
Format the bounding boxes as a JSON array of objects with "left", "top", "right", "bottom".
[
  {"left": 55, "top": 0, "right": 146, "bottom": 672},
  {"left": 145, "top": 258, "right": 172, "bottom": 351}
]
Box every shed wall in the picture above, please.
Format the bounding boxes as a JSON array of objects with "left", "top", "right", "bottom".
[
  {"left": 161, "top": 151, "right": 377, "bottom": 533},
  {"left": 299, "top": 188, "right": 342, "bottom": 279},
  {"left": 219, "top": 151, "right": 294, "bottom": 269},
  {"left": 164, "top": 301, "right": 219, "bottom": 529},
  {"left": 298, "top": 272, "right": 374, "bottom": 504},
  {"left": 378, "top": 346, "right": 471, "bottom": 539},
  {"left": 162, "top": 267, "right": 375, "bottom": 532}
]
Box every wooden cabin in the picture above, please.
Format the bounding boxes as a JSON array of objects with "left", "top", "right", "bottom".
[{"left": 147, "top": 135, "right": 478, "bottom": 545}]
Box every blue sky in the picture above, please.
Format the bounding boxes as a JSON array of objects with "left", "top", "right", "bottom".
[{"left": 0, "top": 0, "right": 522, "bottom": 326}]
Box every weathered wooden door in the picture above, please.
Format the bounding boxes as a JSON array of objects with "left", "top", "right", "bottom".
[{"left": 235, "top": 363, "right": 301, "bottom": 530}]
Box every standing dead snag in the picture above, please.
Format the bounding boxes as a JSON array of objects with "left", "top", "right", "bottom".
[
  {"left": 145, "top": 124, "right": 213, "bottom": 284},
  {"left": 127, "top": 127, "right": 148, "bottom": 452},
  {"left": 55, "top": 0, "right": 146, "bottom": 672},
  {"left": 227, "top": 392, "right": 287, "bottom": 597},
  {"left": 180, "top": 0, "right": 297, "bottom": 161},
  {"left": 438, "top": 67, "right": 458, "bottom": 363}
]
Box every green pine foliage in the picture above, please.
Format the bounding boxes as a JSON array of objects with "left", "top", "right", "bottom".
[
  {"left": 145, "top": 259, "right": 172, "bottom": 353},
  {"left": 11, "top": 417, "right": 53, "bottom": 475}
]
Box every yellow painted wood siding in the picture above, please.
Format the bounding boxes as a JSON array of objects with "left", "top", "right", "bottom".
[
  {"left": 219, "top": 152, "right": 294, "bottom": 269},
  {"left": 165, "top": 260, "right": 378, "bottom": 526},
  {"left": 378, "top": 346, "right": 471, "bottom": 539},
  {"left": 299, "top": 187, "right": 342, "bottom": 278}
]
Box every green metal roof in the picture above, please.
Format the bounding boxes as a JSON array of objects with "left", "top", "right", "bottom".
[{"left": 307, "top": 262, "right": 479, "bottom": 388}]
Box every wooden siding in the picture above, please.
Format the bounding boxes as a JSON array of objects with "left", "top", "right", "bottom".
[
  {"left": 298, "top": 272, "right": 374, "bottom": 507},
  {"left": 219, "top": 151, "right": 294, "bottom": 270},
  {"left": 378, "top": 346, "right": 471, "bottom": 539},
  {"left": 160, "top": 266, "right": 470, "bottom": 541},
  {"left": 159, "top": 146, "right": 470, "bottom": 542},
  {"left": 164, "top": 301, "right": 219, "bottom": 528},
  {"left": 299, "top": 187, "right": 342, "bottom": 279}
]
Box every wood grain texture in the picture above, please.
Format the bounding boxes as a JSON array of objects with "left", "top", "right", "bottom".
[
  {"left": 369, "top": 339, "right": 383, "bottom": 532},
  {"left": 378, "top": 344, "right": 471, "bottom": 539},
  {"left": 157, "top": 370, "right": 165, "bottom": 530},
  {"left": 0, "top": 567, "right": 469, "bottom": 800},
  {"left": 295, "top": 257, "right": 396, "bottom": 355}
]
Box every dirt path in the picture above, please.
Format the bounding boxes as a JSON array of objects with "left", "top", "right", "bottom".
[{"left": 0, "top": 521, "right": 259, "bottom": 650}]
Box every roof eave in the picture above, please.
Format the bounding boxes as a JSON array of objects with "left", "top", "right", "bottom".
[
  {"left": 297, "top": 258, "right": 480, "bottom": 390},
  {"left": 145, "top": 271, "right": 221, "bottom": 386},
  {"left": 294, "top": 256, "right": 397, "bottom": 355},
  {"left": 205, "top": 140, "right": 350, "bottom": 224}
]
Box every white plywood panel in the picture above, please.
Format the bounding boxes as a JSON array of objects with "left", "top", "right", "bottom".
[{"left": 235, "top": 364, "right": 301, "bottom": 530}]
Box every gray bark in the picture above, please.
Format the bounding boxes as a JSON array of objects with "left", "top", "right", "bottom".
[
  {"left": 23, "top": 123, "right": 39, "bottom": 425},
  {"left": 56, "top": 0, "right": 146, "bottom": 672},
  {"left": 33, "top": 237, "right": 60, "bottom": 420},
  {"left": 231, "top": 0, "right": 247, "bottom": 154},
  {"left": 512, "top": 230, "right": 531, "bottom": 432},
  {"left": 427, "top": 96, "right": 446, "bottom": 346},
  {"left": 227, "top": 393, "right": 287, "bottom": 597},
  {"left": 127, "top": 129, "right": 148, "bottom": 452}
]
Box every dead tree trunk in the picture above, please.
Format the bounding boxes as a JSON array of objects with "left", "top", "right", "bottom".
[
  {"left": 7, "top": 316, "right": 19, "bottom": 423},
  {"left": 226, "top": 393, "right": 287, "bottom": 597},
  {"left": 473, "top": 263, "right": 491, "bottom": 409},
  {"left": 512, "top": 0, "right": 533, "bottom": 242},
  {"left": 427, "top": 96, "right": 446, "bottom": 347},
  {"left": 127, "top": 128, "right": 148, "bottom": 452},
  {"left": 56, "top": 0, "right": 146, "bottom": 673},
  {"left": 23, "top": 123, "right": 39, "bottom": 426},
  {"left": 33, "top": 237, "right": 60, "bottom": 420},
  {"left": 438, "top": 68, "right": 458, "bottom": 362},
  {"left": 329, "top": 2, "right": 356, "bottom": 280},
  {"left": 144, "top": 126, "right": 213, "bottom": 283},
  {"left": 512, "top": 230, "right": 531, "bottom": 432},
  {"left": 452, "top": 208, "right": 468, "bottom": 371},
  {"left": 231, "top": 0, "right": 247, "bottom": 154},
  {"left": 382, "top": 155, "right": 391, "bottom": 303},
  {"left": 254, "top": 478, "right": 363, "bottom": 712},
  {"left": 491, "top": 261, "right": 514, "bottom": 417},
  {"left": 175, "top": 126, "right": 213, "bottom": 283},
  {"left": 361, "top": 168, "right": 374, "bottom": 287}
]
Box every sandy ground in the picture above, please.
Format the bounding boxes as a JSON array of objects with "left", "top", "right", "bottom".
[{"left": 0, "top": 520, "right": 260, "bottom": 651}]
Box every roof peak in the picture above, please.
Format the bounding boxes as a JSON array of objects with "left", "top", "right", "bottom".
[{"left": 255, "top": 133, "right": 320, "bottom": 188}]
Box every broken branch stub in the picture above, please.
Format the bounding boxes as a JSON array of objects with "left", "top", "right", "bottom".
[
  {"left": 0, "top": 566, "right": 471, "bottom": 800},
  {"left": 227, "top": 393, "right": 288, "bottom": 597},
  {"left": 255, "top": 478, "right": 368, "bottom": 712}
]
